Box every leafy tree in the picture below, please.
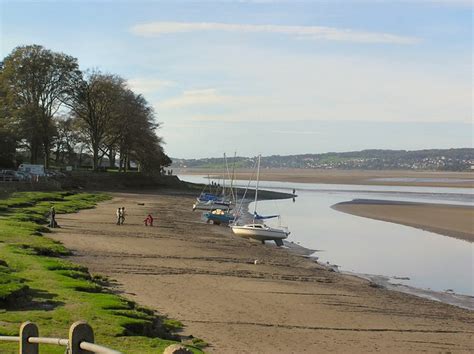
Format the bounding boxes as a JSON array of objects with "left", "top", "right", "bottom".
[
  {"left": 52, "top": 114, "right": 81, "bottom": 166},
  {"left": 68, "top": 71, "right": 125, "bottom": 171},
  {"left": 0, "top": 45, "right": 81, "bottom": 167},
  {"left": 112, "top": 89, "right": 171, "bottom": 173},
  {"left": 1, "top": 44, "right": 170, "bottom": 173},
  {"left": 0, "top": 68, "right": 17, "bottom": 168},
  {"left": 0, "top": 119, "right": 17, "bottom": 168}
]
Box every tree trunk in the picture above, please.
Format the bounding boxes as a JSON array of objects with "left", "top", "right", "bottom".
[
  {"left": 126, "top": 154, "right": 131, "bottom": 172},
  {"left": 30, "top": 142, "right": 39, "bottom": 164},
  {"left": 43, "top": 140, "right": 50, "bottom": 169},
  {"left": 78, "top": 145, "right": 84, "bottom": 168},
  {"left": 55, "top": 143, "right": 61, "bottom": 164},
  {"left": 92, "top": 144, "right": 99, "bottom": 171},
  {"left": 67, "top": 148, "right": 75, "bottom": 166},
  {"left": 108, "top": 148, "right": 115, "bottom": 168}
]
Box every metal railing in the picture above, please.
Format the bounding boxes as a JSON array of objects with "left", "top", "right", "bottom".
[{"left": 0, "top": 321, "right": 122, "bottom": 354}]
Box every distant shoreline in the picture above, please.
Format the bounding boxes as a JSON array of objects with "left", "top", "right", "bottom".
[
  {"left": 332, "top": 199, "right": 474, "bottom": 243},
  {"left": 176, "top": 168, "right": 474, "bottom": 188}
]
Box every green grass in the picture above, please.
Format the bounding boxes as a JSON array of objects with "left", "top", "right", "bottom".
[
  {"left": 0, "top": 261, "right": 28, "bottom": 303},
  {"left": 163, "top": 319, "right": 184, "bottom": 331},
  {"left": 0, "top": 191, "right": 204, "bottom": 353}
]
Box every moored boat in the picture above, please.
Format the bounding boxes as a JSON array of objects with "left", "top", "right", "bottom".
[
  {"left": 231, "top": 155, "right": 290, "bottom": 246},
  {"left": 204, "top": 208, "right": 236, "bottom": 224},
  {"left": 193, "top": 199, "right": 233, "bottom": 211},
  {"left": 231, "top": 223, "right": 290, "bottom": 246}
]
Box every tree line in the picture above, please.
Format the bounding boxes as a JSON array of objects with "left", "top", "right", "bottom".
[
  {"left": 0, "top": 44, "right": 171, "bottom": 172},
  {"left": 173, "top": 148, "right": 474, "bottom": 171}
]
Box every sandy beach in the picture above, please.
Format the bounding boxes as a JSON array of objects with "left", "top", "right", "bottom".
[
  {"left": 50, "top": 190, "right": 474, "bottom": 353},
  {"left": 333, "top": 199, "right": 474, "bottom": 243},
  {"left": 177, "top": 169, "right": 474, "bottom": 188}
]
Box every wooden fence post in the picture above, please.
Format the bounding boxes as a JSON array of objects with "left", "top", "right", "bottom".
[
  {"left": 69, "top": 321, "right": 94, "bottom": 354},
  {"left": 19, "top": 322, "right": 38, "bottom": 354}
]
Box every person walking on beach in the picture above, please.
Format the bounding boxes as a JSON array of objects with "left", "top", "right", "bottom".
[
  {"left": 49, "top": 206, "right": 57, "bottom": 228},
  {"left": 120, "top": 207, "right": 126, "bottom": 225},
  {"left": 116, "top": 207, "right": 121, "bottom": 225}
]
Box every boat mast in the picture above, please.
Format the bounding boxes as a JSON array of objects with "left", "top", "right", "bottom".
[
  {"left": 222, "top": 153, "right": 226, "bottom": 198},
  {"left": 231, "top": 151, "right": 237, "bottom": 203},
  {"left": 253, "top": 155, "right": 261, "bottom": 216}
]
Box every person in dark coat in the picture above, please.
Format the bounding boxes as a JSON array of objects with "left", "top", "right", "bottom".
[{"left": 49, "top": 206, "right": 57, "bottom": 228}]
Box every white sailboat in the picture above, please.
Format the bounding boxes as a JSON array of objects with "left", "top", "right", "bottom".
[{"left": 231, "top": 155, "right": 290, "bottom": 246}]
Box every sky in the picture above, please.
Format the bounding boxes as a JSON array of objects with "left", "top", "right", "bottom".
[{"left": 1, "top": 0, "right": 472, "bottom": 158}]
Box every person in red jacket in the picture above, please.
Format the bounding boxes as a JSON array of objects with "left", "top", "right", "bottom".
[{"left": 144, "top": 214, "right": 154, "bottom": 226}]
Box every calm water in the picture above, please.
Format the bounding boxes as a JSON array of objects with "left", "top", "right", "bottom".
[
  {"left": 371, "top": 177, "right": 473, "bottom": 184},
  {"left": 180, "top": 175, "right": 474, "bottom": 298}
]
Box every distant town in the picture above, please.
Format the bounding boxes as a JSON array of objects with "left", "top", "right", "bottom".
[{"left": 173, "top": 149, "right": 474, "bottom": 171}]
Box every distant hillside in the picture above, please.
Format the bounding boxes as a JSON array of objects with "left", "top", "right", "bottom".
[{"left": 172, "top": 149, "right": 474, "bottom": 171}]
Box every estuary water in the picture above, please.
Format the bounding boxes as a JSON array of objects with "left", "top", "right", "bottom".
[{"left": 179, "top": 175, "right": 474, "bottom": 304}]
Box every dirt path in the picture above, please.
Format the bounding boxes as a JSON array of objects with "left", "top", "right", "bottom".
[{"left": 51, "top": 191, "right": 474, "bottom": 353}]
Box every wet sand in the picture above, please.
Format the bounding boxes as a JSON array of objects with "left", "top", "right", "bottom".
[
  {"left": 51, "top": 191, "right": 474, "bottom": 353},
  {"left": 333, "top": 199, "right": 474, "bottom": 243},
  {"left": 177, "top": 168, "right": 474, "bottom": 188}
]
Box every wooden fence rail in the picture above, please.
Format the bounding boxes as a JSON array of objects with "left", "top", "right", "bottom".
[{"left": 0, "top": 321, "right": 122, "bottom": 354}]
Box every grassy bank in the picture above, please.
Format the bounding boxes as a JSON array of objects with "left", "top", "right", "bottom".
[{"left": 0, "top": 191, "right": 203, "bottom": 353}]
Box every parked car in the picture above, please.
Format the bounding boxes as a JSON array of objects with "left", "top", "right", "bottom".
[
  {"left": 0, "top": 170, "right": 20, "bottom": 181},
  {"left": 15, "top": 171, "right": 32, "bottom": 181},
  {"left": 45, "top": 170, "right": 66, "bottom": 178}
]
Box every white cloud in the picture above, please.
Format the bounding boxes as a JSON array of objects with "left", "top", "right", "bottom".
[
  {"left": 157, "top": 89, "right": 232, "bottom": 109},
  {"left": 127, "top": 78, "right": 175, "bottom": 94},
  {"left": 155, "top": 45, "right": 471, "bottom": 124},
  {"left": 131, "top": 22, "right": 420, "bottom": 44}
]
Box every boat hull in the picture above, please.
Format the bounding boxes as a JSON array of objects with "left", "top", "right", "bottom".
[
  {"left": 193, "top": 201, "right": 233, "bottom": 211},
  {"left": 231, "top": 224, "right": 289, "bottom": 241},
  {"left": 204, "top": 211, "right": 235, "bottom": 224}
]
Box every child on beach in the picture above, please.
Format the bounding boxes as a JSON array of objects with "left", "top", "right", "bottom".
[{"left": 144, "top": 214, "right": 154, "bottom": 226}]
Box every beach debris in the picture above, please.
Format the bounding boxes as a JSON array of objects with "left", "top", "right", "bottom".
[
  {"left": 137, "top": 202, "right": 145, "bottom": 205},
  {"left": 164, "top": 344, "right": 193, "bottom": 354},
  {"left": 254, "top": 259, "right": 258, "bottom": 265}
]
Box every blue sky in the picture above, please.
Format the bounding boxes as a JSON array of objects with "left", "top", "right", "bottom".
[{"left": 1, "top": 0, "right": 472, "bottom": 158}]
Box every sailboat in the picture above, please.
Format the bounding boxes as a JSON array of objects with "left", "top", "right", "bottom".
[
  {"left": 230, "top": 155, "right": 290, "bottom": 246},
  {"left": 193, "top": 198, "right": 232, "bottom": 211},
  {"left": 204, "top": 153, "right": 237, "bottom": 224},
  {"left": 193, "top": 174, "right": 233, "bottom": 211}
]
